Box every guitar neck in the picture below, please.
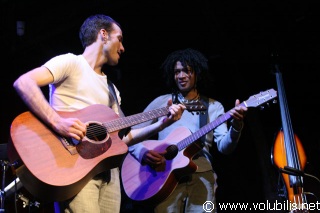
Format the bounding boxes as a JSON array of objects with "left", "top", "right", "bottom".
[
  {"left": 176, "top": 103, "right": 246, "bottom": 151},
  {"left": 175, "top": 88, "right": 277, "bottom": 151},
  {"left": 104, "top": 107, "right": 169, "bottom": 132}
]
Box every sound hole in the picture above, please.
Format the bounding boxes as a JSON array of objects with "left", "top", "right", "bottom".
[
  {"left": 86, "top": 123, "right": 107, "bottom": 141},
  {"left": 164, "top": 145, "right": 178, "bottom": 160}
]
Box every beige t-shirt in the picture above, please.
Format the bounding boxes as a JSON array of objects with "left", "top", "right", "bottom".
[{"left": 43, "top": 53, "right": 121, "bottom": 114}]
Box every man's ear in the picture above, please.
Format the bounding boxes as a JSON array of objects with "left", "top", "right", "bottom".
[{"left": 100, "top": 29, "right": 108, "bottom": 41}]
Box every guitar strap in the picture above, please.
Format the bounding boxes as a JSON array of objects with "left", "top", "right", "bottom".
[
  {"left": 172, "top": 91, "right": 209, "bottom": 145},
  {"left": 107, "top": 79, "right": 125, "bottom": 118},
  {"left": 199, "top": 95, "right": 209, "bottom": 144},
  {"left": 199, "top": 95, "right": 214, "bottom": 164},
  {"left": 107, "top": 79, "right": 130, "bottom": 138},
  {"left": 172, "top": 92, "right": 213, "bottom": 164}
]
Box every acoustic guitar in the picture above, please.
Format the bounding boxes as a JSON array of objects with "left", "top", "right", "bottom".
[
  {"left": 121, "top": 89, "right": 277, "bottom": 205},
  {"left": 9, "top": 102, "right": 205, "bottom": 202}
]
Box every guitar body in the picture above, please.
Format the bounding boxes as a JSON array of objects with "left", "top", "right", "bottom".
[
  {"left": 9, "top": 104, "right": 128, "bottom": 202},
  {"left": 121, "top": 126, "right": 203, "bottom": 205}
]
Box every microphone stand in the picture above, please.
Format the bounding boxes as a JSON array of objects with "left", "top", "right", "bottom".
[
  {"left": 0, "top": 160, "right": 13, "bottom": 212},
  {"left": 0, "top": 143, "right": 18, "bottom": 212}
]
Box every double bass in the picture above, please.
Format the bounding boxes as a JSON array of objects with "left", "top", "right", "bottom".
[{"left": 272, "top": 64, "right": 309, "bottom": 213}]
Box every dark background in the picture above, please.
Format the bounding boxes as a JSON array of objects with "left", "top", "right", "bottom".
[{"left": 1, "top": 0, "right": 320, "bottom": 212}]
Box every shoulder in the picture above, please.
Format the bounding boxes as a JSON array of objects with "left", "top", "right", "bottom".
[
  {"left": 151, "top": 94, "right": 172, "bottom": 103},
  {"left": 208, "top": 97, "right": 221, "bottom": 106},
  {"left": 44, "top": 53, "right": 82, "bottom": 81},
  {"left": 144, "top": 94, "right": 171, "bottom": 110},
  {"left": 44, "top": 53, "right": 79, "bottom": 66},
  {"left": 202, "top": 96, "right": 224, "bottom": 111},
  {"left": 51, "top": 53, "right": 78, "bottom": 60},
  {"left": 201, "top": 95, "right": 223, "bottom": 107}
]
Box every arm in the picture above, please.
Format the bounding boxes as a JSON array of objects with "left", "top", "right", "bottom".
[
  {"left": 122, "top": 99, "right": 185, "bottom": 146},
  {"left": 216, "top": 99, "right": 247, "bottom": 154},
  {"left": 229, "top": 99, "right": 247, "bottom": 131},
  {"left": 13, "top": 66, "right": 87, "bottom": 140},
  {"left": 126, "top": 97, "right": 185, "bottom": 165}
]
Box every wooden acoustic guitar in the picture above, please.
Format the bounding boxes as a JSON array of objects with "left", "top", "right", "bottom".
[
  {"left": 9, "top": 102, "right": 205, "bottom": 202},
  {"left": 121, "top": 89, "right": 277, "bottom": 205}
]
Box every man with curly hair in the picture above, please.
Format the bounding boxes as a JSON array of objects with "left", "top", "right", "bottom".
[{"left": 129, "top": 48, "right": 247, "bottom": 213}]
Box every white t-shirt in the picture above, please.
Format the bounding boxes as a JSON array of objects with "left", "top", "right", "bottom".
[{"left": 43, "top": 53, "right": 121, "bottom": 114}]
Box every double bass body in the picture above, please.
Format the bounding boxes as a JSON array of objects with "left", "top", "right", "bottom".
[{"left": 273, "top": 130, "right": 308, "bottom": 209}]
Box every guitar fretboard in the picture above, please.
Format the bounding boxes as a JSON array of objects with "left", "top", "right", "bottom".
[
  {"left": 176, "top": 106, "right": 237, "bottom": 151},
  {"left": 104, "top": 107, "right": 169, "bottom": 132}
]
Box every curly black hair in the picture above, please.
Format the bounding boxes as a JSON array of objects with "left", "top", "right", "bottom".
[{"left": 161, "top": 48, "right": 213, "bottom": 95}]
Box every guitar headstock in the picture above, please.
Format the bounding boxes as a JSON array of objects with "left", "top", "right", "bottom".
[
  {"left": 181, "top": 99, "right": 207, "bottom": 114},
  {"left": 175, "top": 93, "right": 207, "bottom": 114},
  {"left": 245, "top": 88, "right": 277, "bottom": 108}
]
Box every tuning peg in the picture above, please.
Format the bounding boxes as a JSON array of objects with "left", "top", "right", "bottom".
[{"left": 259, "top": 105, "right": 265, "bottom": 110}]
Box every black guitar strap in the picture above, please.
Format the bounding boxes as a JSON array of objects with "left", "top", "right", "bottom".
[
  {"left": 107, "top": 79, "right": 130, "bottom": 138},
  {"left": 199, "top": 95, "right": 209, "bottom": 145},
  {"left": 172, "top": 93, "right": 213, "bottom": 163},
  {"left": 199, "top": 95, "right": 214, "bottom": 164},
  {"left": 172, "top": 92, "right": 209, "bottom": 145},
  {"left": 107, "top": 79, "right": 125, "bottom": 117}
]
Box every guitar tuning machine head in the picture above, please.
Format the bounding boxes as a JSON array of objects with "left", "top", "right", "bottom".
[{"left": 190, "top": 111, "right": 206, "bottom": 115}]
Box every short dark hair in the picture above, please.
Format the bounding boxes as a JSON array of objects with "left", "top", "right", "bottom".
[
  {"left": 79, "top": 14, "right": 121, "bottom": 48},
  {"left": 161, "top": 48, "right": 213, "bottom": 94}
]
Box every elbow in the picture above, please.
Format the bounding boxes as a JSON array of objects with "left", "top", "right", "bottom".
[
  {"left": 217, "top": 142, "right": 237, "bottom": 155},
  {"left": 13, "top": 74, "right": 29, "bottom": 94},
  {"left": 13, "top": 77, "right": 23, "bottom": 93},
  {"left": 218, "top": 147, "right": 232, "bottom": 155}
]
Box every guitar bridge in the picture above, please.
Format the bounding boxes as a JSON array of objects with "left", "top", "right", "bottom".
[{"left": 60, "top": 137, "right": 78, "bottom": 155}]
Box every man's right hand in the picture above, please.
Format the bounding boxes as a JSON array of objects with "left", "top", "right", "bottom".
[
  {"left": 142, "top": 150, "right": 167, "bottom": 171},
  {"left": 53, "top": 117, "right": 87, "bottom": 141},
  {"left": 161, "top": 99, "right": 185, "bottom": 129}
]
